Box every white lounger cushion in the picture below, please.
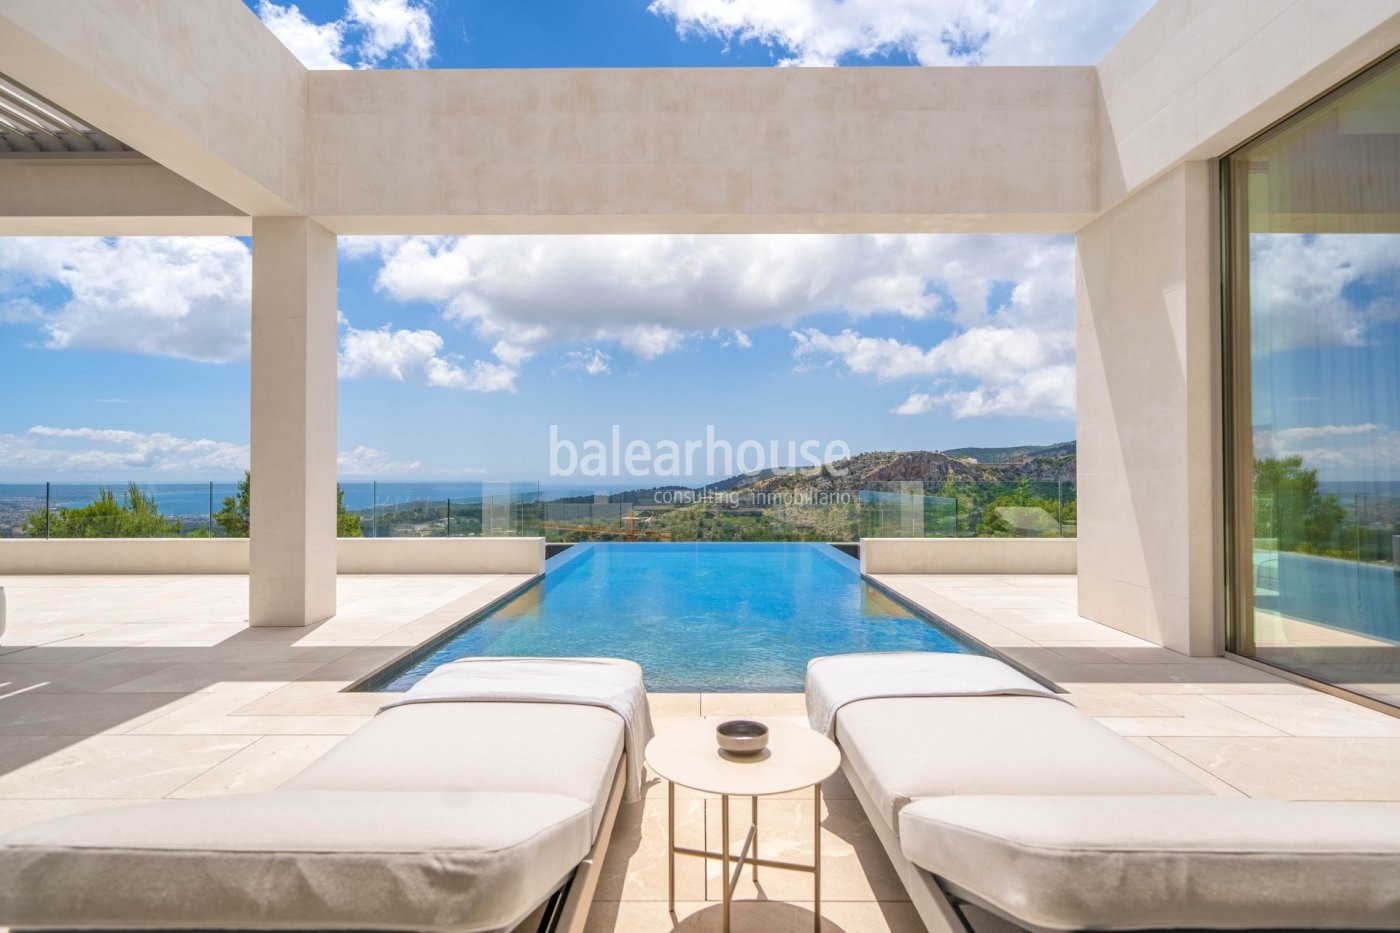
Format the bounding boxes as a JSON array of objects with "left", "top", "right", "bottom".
[
  {"left": 283, "top": 702, "right": 625, "bottom": 838},
  {"left": 900, "top": 795, "right": 1400, "bottom": 931},
  {"left": 837, "top": 695, "right": 1206, "bottom": 828},
  {"left": 0, "top": 789, "right": 593, "bottom": 933}
]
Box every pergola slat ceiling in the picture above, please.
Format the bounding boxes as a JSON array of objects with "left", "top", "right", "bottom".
[{"left": 0, "top": 73, "right": 133, "bottom": 154}]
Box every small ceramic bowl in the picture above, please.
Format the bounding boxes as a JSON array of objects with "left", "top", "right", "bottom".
[{"left": 716, "top": 720, "right": 769, "bottom": 755}]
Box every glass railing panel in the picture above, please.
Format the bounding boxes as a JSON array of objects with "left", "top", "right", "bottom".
[
  {"left": 0, "top": 478, "right": 1076, "bottom": 542},
  {"left": 0, "top": 483, "right": 50, "bottom": 538},
  {"left": 36, "top": 482, "right": 216, "bottom": 538}
]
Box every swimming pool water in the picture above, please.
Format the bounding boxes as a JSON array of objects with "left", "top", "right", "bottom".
[{"left": 370, "top": 542, "right": 980, "bottom": 692}]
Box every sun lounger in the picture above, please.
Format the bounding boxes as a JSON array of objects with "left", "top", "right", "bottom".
[
  {"left": 0, "top": 657, "right": 652, "bottom": 933},
  {"left": 808, "top": 652, "right": 1400, "bottom": 932}
]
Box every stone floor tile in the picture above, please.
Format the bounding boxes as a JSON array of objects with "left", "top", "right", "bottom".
[
  {"left": 703, "top": 796, "right": 906, "bottom": 903},
  {"left": 595, "top": 782, "right": 708, "bottom": 903},
  {"left": 0, "top": 734, "right": 255, "bottom": 798},
  {"left": 1124, "top": 738, "right": 1247, "bottom": 796},
  {"left": 700, "top": 693, "right": 807, "bottom": 718},
  {"left": 1094, "top": 694, "right": 1286, "bottom": 737},
  {"left": 0, "top": 692, "right": 189, "bottom": 736},
  {"left": 649, "top": 693, "right": 702, "bottom": 718},
  {"left": 1157, "top": 736, "right": 1400, "bottom": 800},
  {"left": 1206, "top": 693, "right": 1400, "bottom": 738},
  {"left": 169, "top": 734, "right": 348, "bottom": 797}
]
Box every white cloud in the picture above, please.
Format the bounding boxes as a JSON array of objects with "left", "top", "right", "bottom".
[
  {"left": 0, "top": 426, "right": 250, "bottom": 476},
  {"left": 255, "top": 0, "right": 433, "bottom": 69},
  {"left": 795, "top": 324, "right": 1075, "bottom": 419},
  {"left": 338, "top": 321, "right": 517, "bottom": 392},
  {"left": 564, "top": 349, "right": 613, "bottom": 375},
  {"left": 892, "top": 392, "right": 935, "bottom": 415},
  {"left": 337, "top": 444, "right": 423, "bottom": 475},
  {"left": 347, "top": 0, "right": 434, "bottom": 68},
  {"left": 930, "top": 357, "right": 1075, "bottom": 419},
  {"left": 1255, "top": 422, "right": 1400, "bottom": 480},
  {"left": 648, "top": 0, "right": 1152, "bottom": 66},
  {"left": 256, "top": 1, "right": 350, "bottom": 69},
  {"left": 349, "top": 233, "right": 1074, "bottom": 383},
  {"left": 0, "top": 237, "right": 251, "bottom": 363},
  {"left": 1274, "top": 423, "right": 1381, "bottom": 443},
  {"left": 1250, "top": 234, "right": 1400, "bottom": 351}
]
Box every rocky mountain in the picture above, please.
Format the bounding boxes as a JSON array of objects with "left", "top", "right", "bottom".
[
  {"left": 725, "top": 443, "right": 1076, "bottom": 493},
  {"left": 571, "top": 443, "right": 1077, "bottom": 504}
]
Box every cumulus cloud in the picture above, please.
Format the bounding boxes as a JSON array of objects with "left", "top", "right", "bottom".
[
  {"left": 796, "top": 325, "right": 1076, "bottom": 419},
  {"left": 891, "top": 392, "right": 936, "bottom": 416},
  {"left": 1250, "top": 234, "right": 1400, "bottom": 352},
  {"left": 337, "top": 445, "right": 423, "bottom": 475},
  {"left": 349, "top": 233, "right": 1073, "bottom": 384},
  {"left": 338, "top": 321, "right": 517, "bottom": 392},
  {"left": 0, "top": 237, "right": 251, "bottom": 363},
  {"left": 1255, "top": 422, "right": 1400, "bottom": 480},
  {"left": 256, "top": 1, "right": 350, "bottom": 69},
  {"left": 648, "top": 0, "right": 1152, "bottom": 66},
  {"left": 0, "top": 426, "right": 250, "bottom": 476},
  {"left": 347, "top": 0, "right": 434, "bottom": 68},
  {"left": 256, "top": 0, "right": 433, "bottom": 69}
]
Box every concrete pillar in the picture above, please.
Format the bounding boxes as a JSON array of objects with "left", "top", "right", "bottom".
[
  {"left": 1075, "top": 162, "right": 1219, "bottom": 656},
  {"left": 249, "top": 217, "right": 338, "bottom": 626}
]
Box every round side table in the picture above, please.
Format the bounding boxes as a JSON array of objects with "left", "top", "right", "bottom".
[{"left": 645, "top": 720, "right": 840, "bottom": 933}]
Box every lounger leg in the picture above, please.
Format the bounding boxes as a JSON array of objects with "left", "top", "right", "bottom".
[
  {"left": 813, "top": 782, "right": 822, "bottom": 933},
  {"left": 721, "top": 793, "right": 731, "bottom": 933},
  {"left": 752, "top": 795, "right": 759, "bottom": 883},
  {"left": 667, "top": 780, "right": 675, "bottom": 915}
]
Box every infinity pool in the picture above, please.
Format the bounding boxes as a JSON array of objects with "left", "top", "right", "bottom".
[{"left": 367, "top": 542, "right": 981, "bottom": 692}]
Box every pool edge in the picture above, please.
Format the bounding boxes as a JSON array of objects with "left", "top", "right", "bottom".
[
  {"left": 344, "top": 571, "right": 546, "bottom": 693},
  {"left": 859, "top": 572, "right": 1066, "bottom": 695}
]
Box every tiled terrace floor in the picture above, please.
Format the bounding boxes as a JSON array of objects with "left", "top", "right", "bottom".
[{"left": 1, "top": 571, "right": 1399, "bottom": 933}]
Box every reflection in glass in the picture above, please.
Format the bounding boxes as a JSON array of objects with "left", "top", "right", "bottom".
[{"left": 1227, "top": 52, "right": 1400, "bottom": 708}]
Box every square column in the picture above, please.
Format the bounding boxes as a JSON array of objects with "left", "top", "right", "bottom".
[
  {"left": 249, "top": 217, "right": 338, "bottom": 626},
  {"left": 1075, "top": 162, "right": 1219, "bottom": 656}
]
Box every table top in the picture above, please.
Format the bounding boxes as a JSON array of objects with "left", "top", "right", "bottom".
[{"left": 645, "top": 720, "right": 841, "bottom": 797}]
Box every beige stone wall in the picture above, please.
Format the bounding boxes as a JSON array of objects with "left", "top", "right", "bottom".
[
  {"left": 0, "top": 160, "right": 248, "bottom": 236},
  {"left": 1097, "top": 0, "right": 1400, "bottom": 207},
  {"left": 0, "top": 0, "right": 307, "bottom": 214},
  {"left": 0, "top": 538, "right": 546, "bottom": 575},
  {"left": 860, "top": 538, "right": 1076, "bottom": 575},
  {"left": 0, "top": 539, "right": 250, "bottom": 575},
  {"left": 1075, "top": 163, "right": 1217, "bottom": 655},
  {"left": 336, "top": 537, "right": 545, "bottom": 575},
  {"left": 308, "top": 66, "right": 1098, "bottom": 234}
]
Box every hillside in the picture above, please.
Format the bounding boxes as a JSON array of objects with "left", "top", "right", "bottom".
[
  {"left": 941, "top": 441, "right": 1077, "bottom": 464},
  {"left": 553, "top": 442, "right": 1077, "bottom": 505},
  {"left": 724, "top": 443, "right": 1076, "bottom": 494}
]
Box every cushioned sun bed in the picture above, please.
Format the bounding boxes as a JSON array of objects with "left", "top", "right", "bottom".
[
  {"left": 808, "top": 652, "right": 1400, "bottom": 933},
  {"left": 0, "top": 658, "right": 650, "bottom": 933}
]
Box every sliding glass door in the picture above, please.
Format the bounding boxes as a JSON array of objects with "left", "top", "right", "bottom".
[{"left": 1224, "top": 51, "right": 1400, "bottom": 709}]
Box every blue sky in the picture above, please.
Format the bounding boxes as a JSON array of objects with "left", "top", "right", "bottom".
[{"left": 0, "top": 0, "right": 1171, "bottom": 483}]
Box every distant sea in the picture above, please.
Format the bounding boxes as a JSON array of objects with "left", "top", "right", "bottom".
[{"left": 0, "top": 482, "right": 656, "bottom": 519}]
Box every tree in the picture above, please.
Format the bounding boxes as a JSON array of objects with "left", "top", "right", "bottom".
[
  {"left": 214, "top": 472, "right": 251, "bottom": 537},
  {"left": 212, "top": 471, "right": 363, "bottom": 538},
  {"left": 1253, "top": 456, "right": 1345, "bottom": 554},
  {"left": 337, "top": 486, "right": 363, "bottom": 537},
  {"left": 23, "top": 483, "right": 181, "bottom": 538}
]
